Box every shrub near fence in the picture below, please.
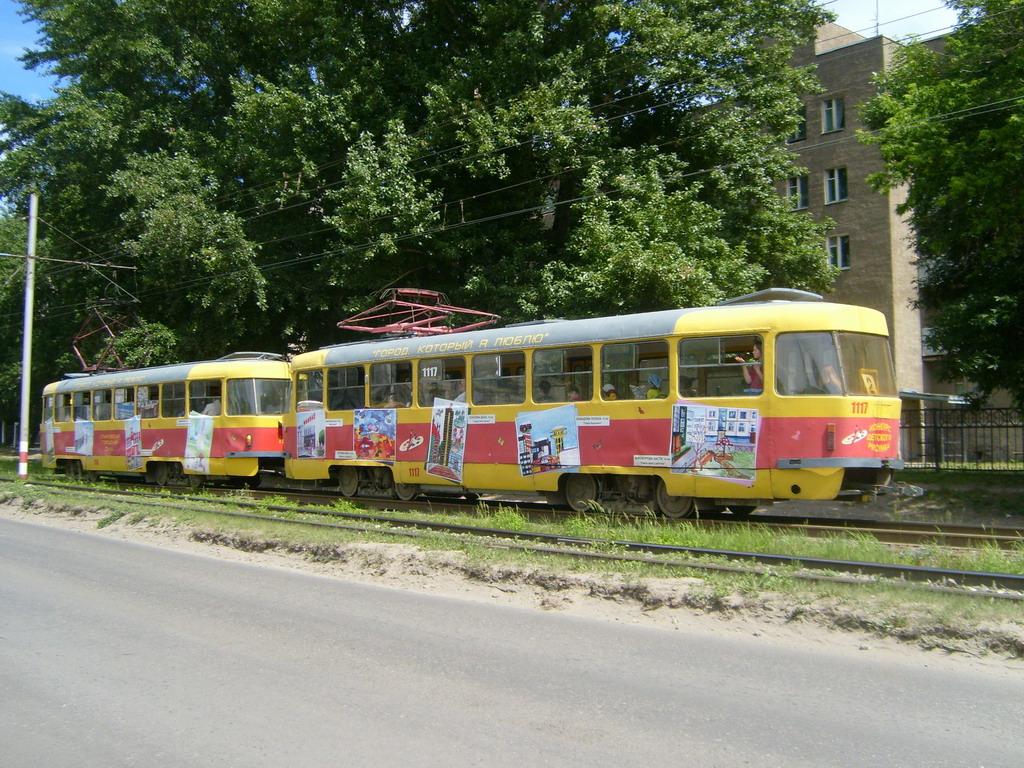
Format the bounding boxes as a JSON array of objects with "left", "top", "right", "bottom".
[{"left": 901, "top": 407, "right": 1024, "bottom": 470}]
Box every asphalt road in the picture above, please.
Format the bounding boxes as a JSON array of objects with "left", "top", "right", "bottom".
[{"left": 1, "top": 516, "right": 1021, "bottom": 768}]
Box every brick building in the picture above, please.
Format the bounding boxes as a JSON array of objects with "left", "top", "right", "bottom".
[{"left": 785, "top": 23, "right": 936, "bottom": 395}]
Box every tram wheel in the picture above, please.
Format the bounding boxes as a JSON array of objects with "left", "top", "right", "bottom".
[
  {"left": 655, "top": 480, "right": 695, "bottom": 519},
  {"left": 394, "top": 481, "right": 420, "bottom": 502},
  {"left": 563, "top": 474, "right": 598, "bottom": 513},
  {"left": 65, "top": 460, "right": 84, "bottom": 482},
  {"left": 149, "top": 462, "right": 170, "bottom": 486},
  {"left": 336, "top": 467, "right": 359, "bottom": 497}
]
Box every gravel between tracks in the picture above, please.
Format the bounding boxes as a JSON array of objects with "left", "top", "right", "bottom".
[{"left": 2, "top": 495, "right": 1023, "bottom": 673}]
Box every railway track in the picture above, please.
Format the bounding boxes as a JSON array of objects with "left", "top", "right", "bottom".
[{"left": 5, "top": 476, "right": 1024, "bottom": 598}]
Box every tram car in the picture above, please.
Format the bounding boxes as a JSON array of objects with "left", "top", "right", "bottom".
[
  {"left": 283, "top": 289, "right": 903, "bottom": 517},
  {"left": 40, "top": 353, "right": 291, "bottom": 486}
]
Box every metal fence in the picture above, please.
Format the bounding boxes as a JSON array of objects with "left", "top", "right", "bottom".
[{"left": 901, "top": 406, "right": 1024, "bottom": 470}]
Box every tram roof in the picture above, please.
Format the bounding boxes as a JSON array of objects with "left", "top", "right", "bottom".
[
  {"left": 304, "top": 292, "right": 886, "bottom": 368},
  {"left": 44, "top": 353, "right": 288, "bottom": 393}
]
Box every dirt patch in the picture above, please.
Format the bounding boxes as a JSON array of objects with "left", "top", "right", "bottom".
[{"left": 2, "top": 496, "right": 1023, "bottom": 673}]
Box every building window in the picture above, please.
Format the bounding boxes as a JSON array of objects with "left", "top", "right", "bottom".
[
  {"left": 822, "top": 98, "right": 845, "bottom": 133},
  {"left": 825, "top": 167, "right": 848, "bottom": 204},
  {"left": 827, "top": 235, "right": 851, "bottom": 270},
  {"left": 787, "top": 176, "right": 809, "bottom": 210},
  {"left": 787, "top": 105, "right": 807, "bottom": 143}
]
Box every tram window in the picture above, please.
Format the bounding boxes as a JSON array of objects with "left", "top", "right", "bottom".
[
  {"left": 138, "top": 385, "right": 159, "bottom": 418},
  {"left": 775, "top": 332, "right": 842, "bottom": 395},
  {"left": 43, "top": 394, "right": 54, "bottom": 424},
  {"left": 417, "top": 357, "right": 466, "bottom": 406},
  {"left": 295, "top": 369, "right": 324, "bottom": 409},
  {"left": 190, "top": 379, "right": 222, "bottom": 415},
  {"left": 227, "top": 378, "right": 291, "bottom": 415},
  {"left": 73, "top": 391, "right": 91, "bottom": 420},
  {"left": 56, "top": 393, "right": 72, "bottom": 423},
  {"left": 92, "top": 389, "right": 112, "bottom": 421},
  {"left": 327, "top": 366, "right": 366, "bottom": 410},
  {"left": 838, "top": 333, "right": 897, "bottom": 396},
  {"left": 113, "top": 387, "right": 135, "bottom": 419},
  {"left": 532, "top": 347, "right": 592, "bottom": 403},
  {"left": 370, "top": 361, "right": 413, "bottom": 408},
  {"left": 601, "top": 340, "right": 669, "bottom": 399},
  {"left": 678, "top": 335, "right": 762, "bottom": 397},
  {"left": 161, "top": 381, "right": 186, "bottom": 418},
  {"left": 472, "top": 352, "right": 525, "bottom": 405}
]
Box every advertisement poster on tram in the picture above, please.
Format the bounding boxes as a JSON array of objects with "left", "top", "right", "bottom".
[
  {"left": 297, "top": 408, "right": 326, "bottom": 458},
  {"left": 670, "top": 404, "right": 759, "bottom": 485},
  {"left": 184, "top": 413, "right": 214, "bottom": 473},
  {"left": 353, "top": 408, "right": 397, "bottom": 462},
  {"left": 515, "top": 404, "right": 580, "bottom": 477},
  {"left": 425, "top": 399, "right": 469, "bottom": 482},
  {"left": 124, "top": 415, "right": 142, "bottom": 470},
  {"left": 73, "top": 419, "right": 94, "bottom": 456}
]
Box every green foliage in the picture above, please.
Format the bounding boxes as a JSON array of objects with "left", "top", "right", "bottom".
[
  {"left": 1, "top": 0, "right": 835, "bottom": 421},
  {"left": 862, "top": 0, "right": 1024, "bottom": 404}
]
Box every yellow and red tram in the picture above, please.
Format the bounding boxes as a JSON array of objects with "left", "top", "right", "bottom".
[
  {"left": 41, "top": 353, "right": 291, "bottom": 486},
  {"left": 283, "top": 289, "right": 902, "bottom": 516}
]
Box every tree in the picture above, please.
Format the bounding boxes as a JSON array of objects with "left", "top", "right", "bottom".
[
  {"left": 862, "top": 0, "right": 1024, "bottom": 404},
  {"left": 1, "top": 0, "right": 834, "bottom": 400}
]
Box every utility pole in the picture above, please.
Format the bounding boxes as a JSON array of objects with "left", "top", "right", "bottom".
[{"left": 18, "top": 193, "right": 38, "bottom": 479}]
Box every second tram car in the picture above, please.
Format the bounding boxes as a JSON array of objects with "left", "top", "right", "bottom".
[
  {"left": 283, "top": 290, "right": 902, "bottom": 517},
  {"left": 41, "top": 353, "right": 291, "bottom": 486}
]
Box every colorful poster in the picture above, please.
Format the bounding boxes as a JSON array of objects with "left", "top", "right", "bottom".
[
  {"left": 353, "top": 408, "right": 397, "bottom": 462},
  {"left": 184, "top": 412, "right": 215, "bottom": 473},
  {"left": 297, "top": 408, "right": 326, "bottom": 458},
  {"left": 124, "top": 415, "right": 142, "bottom": 470},
  {"left": 515, "top": 404, "right": 580, "bottom": 477},
  {"left": 425, "top": 398, "right": 469, "bottom": 482},
  {"left": 670, "top": 403, "right": 759, "bottom": 485},
  {"left": 115, "top": 401, "right": 135, "bottom": 420},
  {"left": 73, "top": 419, "right": 94, "bottom": 456}
]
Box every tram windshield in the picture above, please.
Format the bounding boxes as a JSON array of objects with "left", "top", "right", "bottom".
[
  {"left": 227, "top": 378, "right": 291, "bottom": 415},
  {"left": 775, "top": 332, "right": 896, "bottom": 396}
]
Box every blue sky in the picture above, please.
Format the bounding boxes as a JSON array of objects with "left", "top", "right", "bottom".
[{"left": 1, "top": 0, "right": 960, "bottom": 102}]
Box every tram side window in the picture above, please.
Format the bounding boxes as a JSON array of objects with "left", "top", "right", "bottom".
[
  {"left": 161, "top": 381, "right": 186, "bottom": 418},
  {"left": 43, "top": 395, "right": 54, "bottom": 424},
  {"left": 678, "top": 335, "right": 763, "bottom": 398},
  {"left": 190, "top": 379, "right": 222, "bottom": 415},
  {"left": 532, "top": 347, "right": 592, "bottom": 403},
  {"left": 227, "top": 379, "right": 291, "bottom": 415},
  {"left": 472, "top": 352, "right": 525, "bottom": 405},
  {"left": 295, "top": 369, "right": 324, "bottom": 409},
  {"left": 417, "top": 357, "right": 466, "bottom": 406},
  {"left": 327, "top": 366, "right": 366, "bottom": 410},
  {"left": 601, "top": 340, "right": 669, "bottom": 399},
  {"left": 92, "top": 389, "right": 112, "bottom": 420},
  {"left": 370, "top": 361, "right": 413, "bottom": 408},
  {"left": 775, "top": 332, "right": 842, "bottom": 395},
  {"left": 114, "top": 387, "right": 135, "bottom": 419},
  {"left": 56, "top": 393, "right": 72, "bottom": 423},
  {"left": 73, "top": 391, "right": 91, "bottom": 420},
  {"left": 138, "top": 385, "right": 159, "bottom": 418}
]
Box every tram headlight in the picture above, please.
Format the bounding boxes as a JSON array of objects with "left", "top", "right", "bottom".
[
  {"left": 826, "top": 423, "right": 836, "bottom": 451},
  {"left": 245, "top": 433, "right": 253, "bottom": 450}
]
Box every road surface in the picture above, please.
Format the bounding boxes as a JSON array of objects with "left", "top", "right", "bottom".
[{"left": 1, "top": 517, "right": 1021, "bottom": 767}]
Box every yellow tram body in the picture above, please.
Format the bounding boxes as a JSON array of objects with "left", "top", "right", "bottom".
[
  {"left": 283, "top": 290, "right": 902, "bottom": 515},
  {"left": 41, "top": 353, "right": 291, "bottom": 485}
]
